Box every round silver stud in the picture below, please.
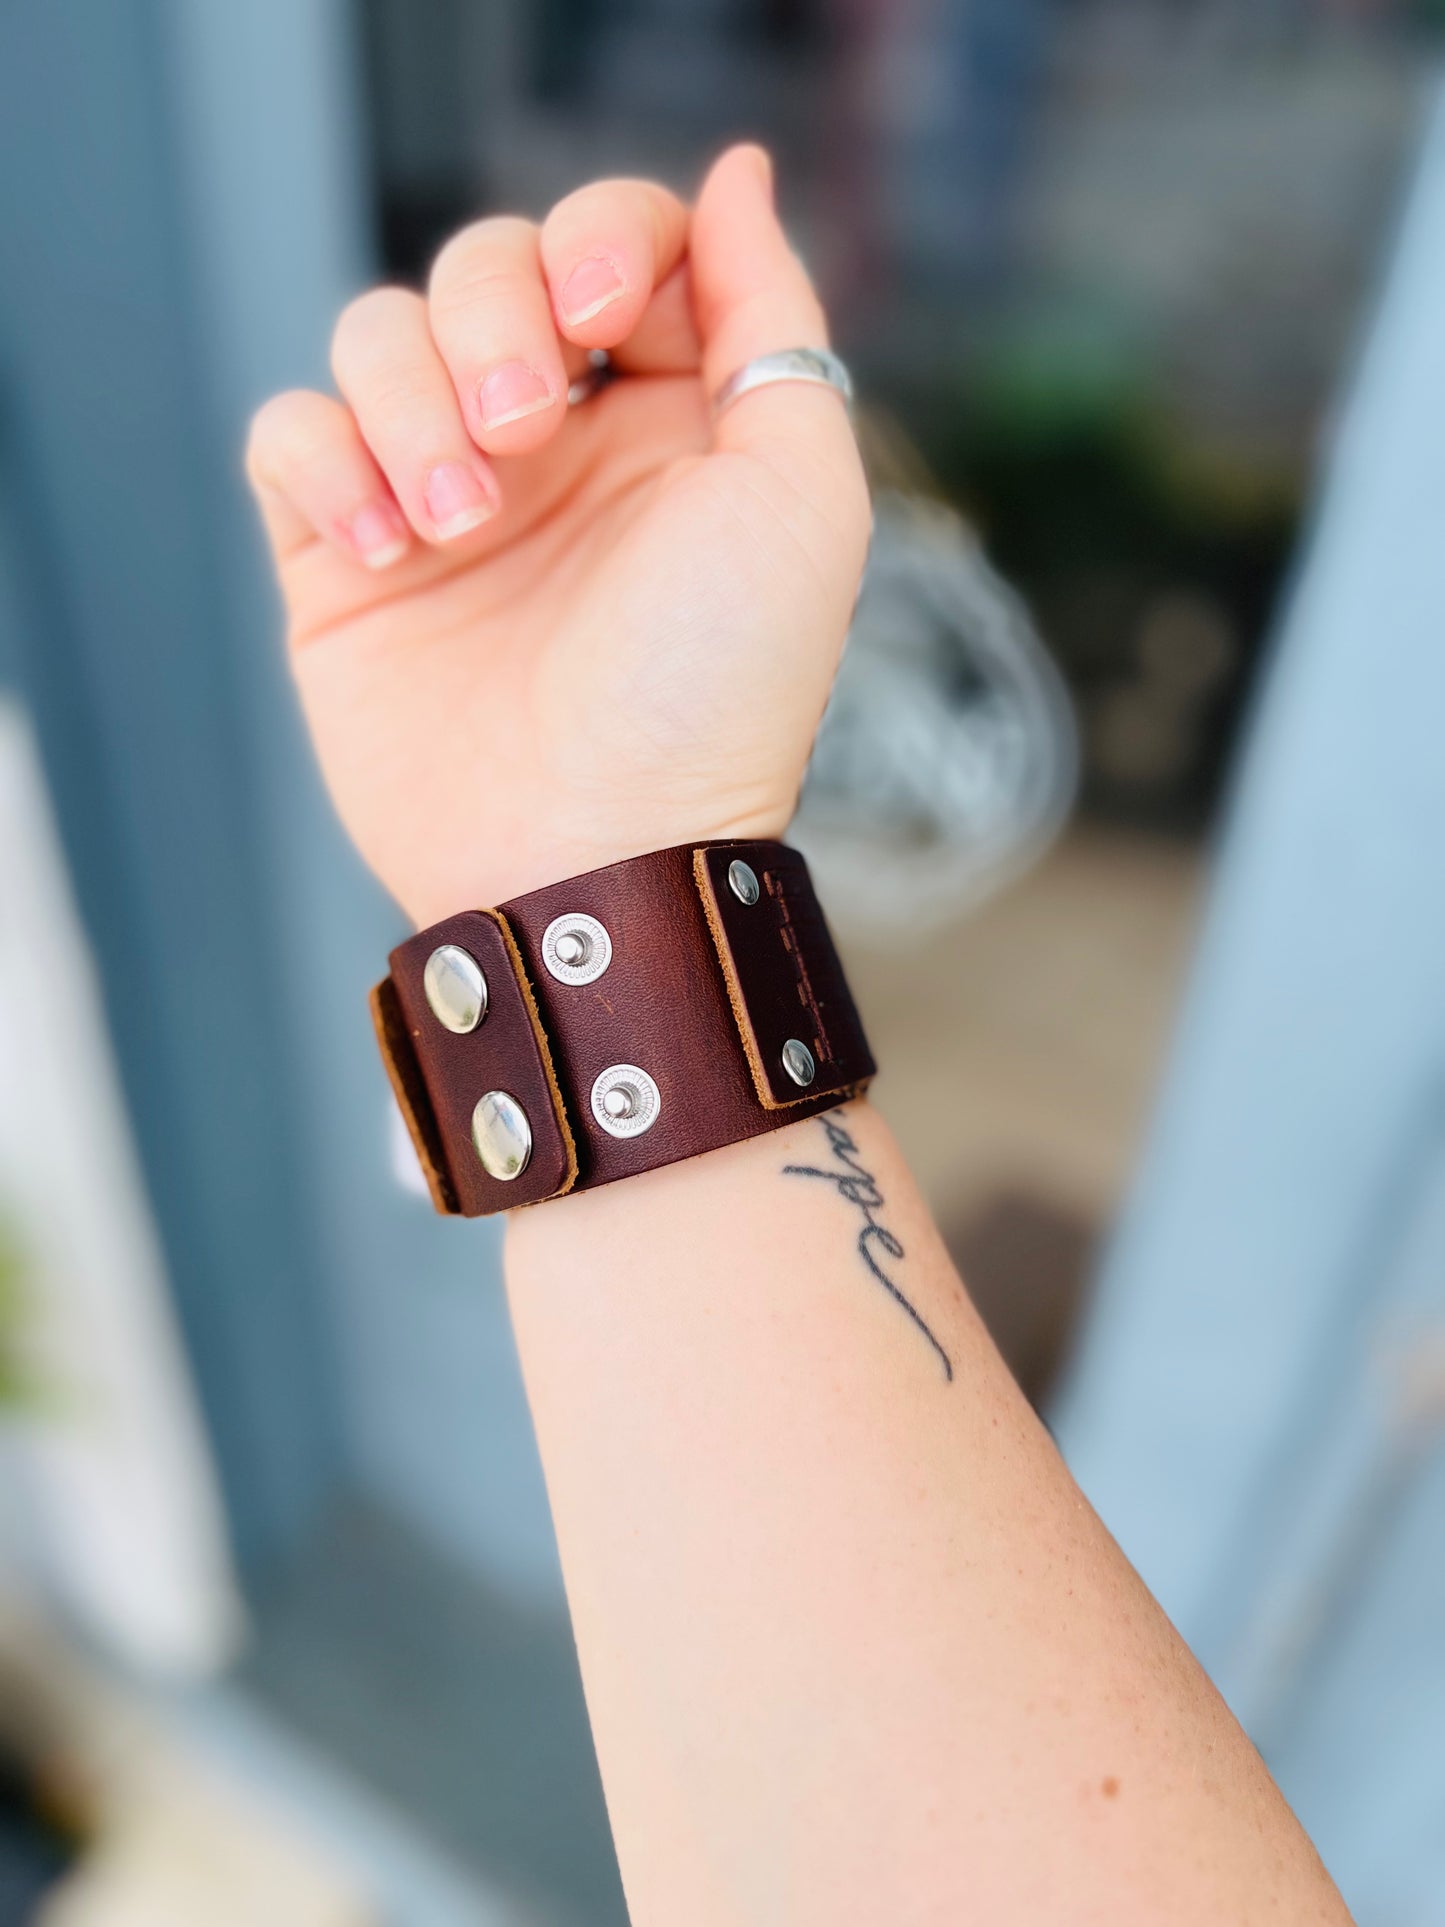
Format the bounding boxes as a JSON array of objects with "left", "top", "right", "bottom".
[
  {"left": 423, "top": 944, "right": 488, "bottom": 1033},
  {"left": 728, "top": 859, "right": 761, "bottom": 906},
  {"left": 781, "top": 1038, "right": 817, "bottom": 1087},
  {"left": 542, "top": 911, "right": 612, "bottom": 986},
  {"left": 591, "top": 1063, "right": 661, "bottom": 1140},
  {"left": 471, "top": 1090, "right": 532, "bottom": 1181}
]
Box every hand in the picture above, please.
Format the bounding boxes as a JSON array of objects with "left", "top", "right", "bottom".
[{"left": 246, "top": 145, "right": 870, "bottom": 926}]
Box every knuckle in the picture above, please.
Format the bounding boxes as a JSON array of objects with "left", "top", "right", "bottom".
[
  {"left": 330, "top": 285, "right": 421, "bottom": 379},
  {"left": 544, "top": 178, "right": 672, "bottom": 255},
  {"left": 245, "top": 390, "right": 321, "bottom": 483},
  {"left": 245, "top": 391, "right": 355, "bottom": 494},
  {"left": 429, "top": 216, "right": 537, "bottom": 303},
  {"left": 430, "top": 265, "right": 515, "bottom": 322},
  {"left": 354, "top": 365, "right": 442, "bottom": 424},
  {"left": 544, "top": 179, "right": 624, "bottom": 234}
]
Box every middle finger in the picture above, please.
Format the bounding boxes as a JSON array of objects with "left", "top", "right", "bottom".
[{"left": 429, "top": 215, "right": 570, "bottom": 456}]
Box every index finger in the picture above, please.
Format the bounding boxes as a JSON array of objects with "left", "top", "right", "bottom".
[{"left": 540, "top": 178, "right": 691, "bottom": 351}]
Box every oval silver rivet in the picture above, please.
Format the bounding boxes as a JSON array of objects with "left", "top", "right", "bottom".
[
  {"left": 424, "top": 944, "right": 488, "bottom": 1033},
  {"left": 591, "top": 1063, "right": 661, "bottom": 1139},
  {"left": 542, "top": 911, "right": 612, "bottom": 985},
  {"left": 471, "top": 1090, "right": 532, "bottom": 1181},
  {"left": 728, "top": 859, "right": 760, "bottom": 906},
  {"left": 781, "top": 1038, "right": 816, "bottom": 1087}
]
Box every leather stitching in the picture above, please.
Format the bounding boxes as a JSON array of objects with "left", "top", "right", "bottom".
[
  {"left": 764, "top": 864, "right": 834, "bottom": 1067},
  {"left": 693, "top": 845, "right": 845, "bottom": 1112}
]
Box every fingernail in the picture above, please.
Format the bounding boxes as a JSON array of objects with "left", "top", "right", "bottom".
[
  {"left": 424, "top": 460, "right": 498, "bottom": 539},
  {"left": 747, "top": 144, "right": 774, "bottom": 202},
  {"left": 478, "top": 361, "right": 555, "bottom": 430},
  {"left": 560, "top": 256, "right": 624, "bottom": 326},
  {"left": 349, "top": 500, "right": 409, "bottom": 569}
]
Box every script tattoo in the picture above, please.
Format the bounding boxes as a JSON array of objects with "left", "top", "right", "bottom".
[{"left": 783, "top": 1112, "right": 954, "bottom": 1382}]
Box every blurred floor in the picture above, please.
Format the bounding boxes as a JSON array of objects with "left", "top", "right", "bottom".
[
  {"left": 241, "top": 1501, "right": 623, "bottom": 1927},
  {"left": 0, "top": 1592, "right": 521, "bottom": 1927},
  {"left": 0, "top": 1598, "right": 367, "bottom": 1927},
  {"left": 846, "top": 824, "right": 1205, "bottom": 1400}
]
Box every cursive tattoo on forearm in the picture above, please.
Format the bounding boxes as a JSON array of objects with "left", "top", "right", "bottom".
[{"left": 783, "top": 1111, "right": 954, "bottom": 1382}]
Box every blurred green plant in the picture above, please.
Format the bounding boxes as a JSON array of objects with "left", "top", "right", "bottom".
[
  {"left": 895, "top": 336, "right": 1302, "bottom": 832},
  {"left": 0, "top": 1210, "right": 42, "bottom": 1409}
]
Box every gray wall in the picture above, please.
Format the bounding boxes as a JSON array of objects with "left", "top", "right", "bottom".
[{"left": 0, "top": 0, "right": 562, "bottom": 1601}]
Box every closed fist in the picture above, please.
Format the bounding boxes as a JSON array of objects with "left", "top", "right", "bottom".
[{"left": 246, "top": 145, "right": 869, "bottom": 925}]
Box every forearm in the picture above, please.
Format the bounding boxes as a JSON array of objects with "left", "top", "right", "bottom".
[
  {"left": 251, "top": 132, "right": 1345, "bottom": 1924},
  {"left": 506, "top": 1099, "right": 1347, "bottom": 1926}
]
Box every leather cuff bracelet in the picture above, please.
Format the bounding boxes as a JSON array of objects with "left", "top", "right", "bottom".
[{"left": 371, "top": 840, "right": 875, "bottom": 1217}]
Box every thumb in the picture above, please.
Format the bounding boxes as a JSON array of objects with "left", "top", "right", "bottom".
[{"left": 690, "top": 145, "right": 858, "bottom": 476}]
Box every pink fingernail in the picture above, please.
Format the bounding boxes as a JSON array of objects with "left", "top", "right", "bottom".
[
  {"left": 478, "top": 361, "right": 555, "bottom": 430},
  {"left": 424, "top": 461, "right": 498, "bottom": 539},
  {"left": 349, "top": 501, "right": 409, "bottom": 569},
  {"left": 560, "top": 256, "right": 624, "bottom": 326}
]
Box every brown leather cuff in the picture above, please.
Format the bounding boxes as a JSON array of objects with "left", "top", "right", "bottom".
[{"left": 370, "top": 840, "right": 875, "bottom": 1216}]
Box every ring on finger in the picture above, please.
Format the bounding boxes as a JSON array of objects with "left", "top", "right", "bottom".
[{"left": 710, "top": 347, "right": 853, "bottom": 419}]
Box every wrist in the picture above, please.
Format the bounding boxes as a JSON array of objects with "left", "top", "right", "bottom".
[
  {"left": 399, "top": 800, "right": 796, "bottom": 929},
  {"left": 509, "top": 1092, "right": 884, "bottom": 1243},
  {"left": 375, "top": 836, "right": 873, "bottom": 1218}
]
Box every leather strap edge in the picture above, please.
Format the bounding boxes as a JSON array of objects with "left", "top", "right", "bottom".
[
  {"left": 477, "top": 906, "right": 580, "bottom": 1204},
  {"left": 370, "top": 976, "right": 461, "bottom": 1215},
  {"left": 693, "top": 845, "right": 831, "bottom": 1113}
]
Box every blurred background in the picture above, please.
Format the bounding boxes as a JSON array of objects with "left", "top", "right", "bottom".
[{"left": 2, "top": 1, "right": 1444, "bottom": 1921}]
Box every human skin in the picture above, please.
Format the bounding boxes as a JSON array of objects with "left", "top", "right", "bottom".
[{"left": 248, "top": 145, "right": 1351, "bottom": 1924}]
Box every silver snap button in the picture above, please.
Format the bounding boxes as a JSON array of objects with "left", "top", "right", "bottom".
[
  {"left": 471, "top": 1090, "right": 532, "bottom": 1181},
  {"left": 591, "top": 1063, "right": 661, "bottom": 1139},
  {"left": 781, "top": 1039, "right": 816, "bottom": 1087},
  {"left": 542, "top": 911, "right": 612, "bottom": 985},
  {"left": 728, "top": 859, "right": 760, "bottom": 905},
  {"left": 424, "top": 944, "right": 488, "bottom": 1033}
]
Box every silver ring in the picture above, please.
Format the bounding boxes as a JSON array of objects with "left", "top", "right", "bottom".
[
  {"left": 711, "top": 347, "right": 853, "bottom": 420},
  {"left": 567, "top": 349, "right": 614, "bottom": 407}
]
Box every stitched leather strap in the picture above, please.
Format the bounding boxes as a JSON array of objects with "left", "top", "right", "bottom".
[{"left": 371, "top": 840, "right": 875, "bottom": 1216}]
